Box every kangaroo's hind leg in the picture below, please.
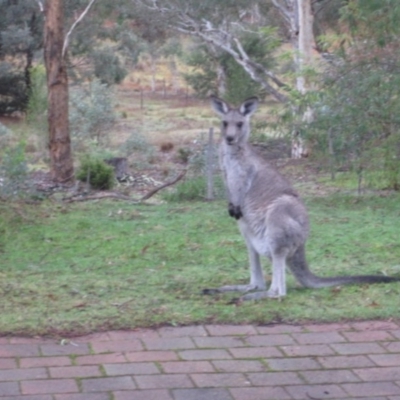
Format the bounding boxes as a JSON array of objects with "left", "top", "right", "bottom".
[
  {"left": 202, "top": 230, "right": 266, "bottom": 295},
  {"left": 241, "top": 252, "right": 287, "bottom": 300}
]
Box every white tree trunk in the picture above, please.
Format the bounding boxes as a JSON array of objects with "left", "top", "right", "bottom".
[
  {"left": 291, "top": 0, "right": 315, "bottom": 158},
  {"left": 297, "top": 0, "right": 315, "bottom": 94}
]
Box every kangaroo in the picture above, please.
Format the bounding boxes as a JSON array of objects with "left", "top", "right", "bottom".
[{"left": 205, "top": 96, "right": 398, "bottom": 300}]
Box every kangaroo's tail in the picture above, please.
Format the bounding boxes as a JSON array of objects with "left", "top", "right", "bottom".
[{"left": 287, "top": 245, "right": 398, "bottom": 288}]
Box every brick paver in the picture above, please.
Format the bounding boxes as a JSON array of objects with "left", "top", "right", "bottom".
[{"left": 0, "top": 319, "right": 399, "bottom": 399}]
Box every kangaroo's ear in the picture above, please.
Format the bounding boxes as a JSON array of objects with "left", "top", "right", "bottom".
[
  {"left": 240, "top": 97, "right": 259, "bottom": 116},
  {"left": 210, "top": 95, "right": 229, "bottom": 116}
]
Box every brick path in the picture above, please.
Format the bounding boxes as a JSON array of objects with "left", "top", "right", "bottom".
[{"left": 1, "top": 320, "right": 400, "bottom": 400}]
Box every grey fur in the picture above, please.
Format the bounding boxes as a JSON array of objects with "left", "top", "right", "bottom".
[{"left": 207, "top": 96, "right": 398, "bottom": 299}]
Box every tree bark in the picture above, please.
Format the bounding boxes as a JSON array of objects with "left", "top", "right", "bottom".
[
  {"left": 44, "top": 0, "right": 74, "bottom": 183},
  {"left": 274, "top": 0, "right": 315, "bottom": 158},
  {"left": 291, "top": 0, "right": 315, "bottom": 158},
  {"left": 297, "top": 0, "right": 315, "bottom": 94}
]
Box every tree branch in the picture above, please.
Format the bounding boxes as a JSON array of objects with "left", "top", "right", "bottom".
[
  {"left": 271, "top": 0, "right": 292, "bottom": 27},
  {"left": 138, "top": 0, "right": 289, "bottom": 103},
  {"left": 140, "top": 169, "right": 187, "bottom": 201},
  {"left": 195, "top": 28, "right": 289, "bottom": 102},
  {"left": 35, "top": 0, "right": 44, "bottom": 13},
  {"left": 62, "top": 0, "right": 97, "bottom": 58}
]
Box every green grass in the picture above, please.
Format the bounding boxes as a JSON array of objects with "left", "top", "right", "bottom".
[{"left": 1, "top": 194, "right": 400, "bottom": 337}]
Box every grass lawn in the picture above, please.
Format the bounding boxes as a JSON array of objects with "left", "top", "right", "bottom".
[{"left": 1, "top": 193, "right": 400, "bottom": 337}]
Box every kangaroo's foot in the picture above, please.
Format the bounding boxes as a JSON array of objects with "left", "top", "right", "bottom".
[
  {"left": 240, "top": 288, "right": 286, "bottom": 301},
  {"left": 202, "top": 283, "right": 264, "bottom": 295}
]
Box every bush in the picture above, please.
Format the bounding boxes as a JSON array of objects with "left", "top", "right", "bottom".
[
  {"left": 0, "top": 142, "right": 32, "bottom": 199},
  {"left": 69, "top": 79, "right": 116, "bottom": 148},
  {"left": 76, "top": 157, "right": 115, "bottom": 190},
  {"left": 163, "top": 175, "right": 225, "bottom": 202},
  {"left": 26, "top": 65, "right": 47, "bottom": 123},
  {"left": 0, "top": 64, "right": 28, "bottom": 114},
  {"left": 92, "top": 47, "right": 127, "bottom": 86},
  {"left": 163, "top": 176, "right": 208, "bottom": 202},
  {"left": 122, "top": 131, "right": 155, "bottom": 170}
]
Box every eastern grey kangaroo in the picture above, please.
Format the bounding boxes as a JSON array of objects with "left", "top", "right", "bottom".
[{"left": 206, "top": 96, "right": 398, "bottom": 300}]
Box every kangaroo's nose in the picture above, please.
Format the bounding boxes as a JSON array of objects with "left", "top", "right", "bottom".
[{"left": 226, "top": 136, "right": 234, "bottom": 144}]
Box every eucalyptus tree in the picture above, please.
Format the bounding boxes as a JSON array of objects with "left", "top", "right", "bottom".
[{"left": 41, "top": 0, "right": 97, "bottom": 183}]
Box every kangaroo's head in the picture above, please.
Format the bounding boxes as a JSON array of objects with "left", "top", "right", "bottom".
[{"left": 211, "top": 96, "right": 259, "bottom": 146}]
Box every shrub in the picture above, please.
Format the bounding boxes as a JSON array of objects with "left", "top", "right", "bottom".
[
  {"left": 26, "top": 65, "right": 47, "bottom": 123},
  {"left": 76, "top": 156, "right": 115, "bottom": 190},
  {"left": 92, "top": 47, "right": 127, "bottom": 86},
  {"left": 163, "top": 176, "right": 208, "bottom": 202},
  {"left": 122, "top": 131, "right": 155, "bottom": 170},
  {"left": 0, "top": 142, "right": 32, "bottom": 199},
  {"left": 69, "top": 79, "right": 116, "bottom": 148},
  {"left": 163, "top": 175, "right": 225, "bottom": 202}
]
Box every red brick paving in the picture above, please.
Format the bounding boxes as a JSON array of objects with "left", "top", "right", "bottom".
[{"left": 0, "top": 320, "right": 399, "bottom": 399}]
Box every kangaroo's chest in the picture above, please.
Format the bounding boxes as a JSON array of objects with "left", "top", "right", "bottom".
[{"left": 220, "top": 150, "right": 250, "bottom": 190}]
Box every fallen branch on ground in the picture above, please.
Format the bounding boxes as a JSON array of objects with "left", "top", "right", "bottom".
[
  {"left": 62, "top": 170, "right": 187, "bottom": 203},
  {"left": 139, "top": 169, "right": 187, "bottom": 201}
]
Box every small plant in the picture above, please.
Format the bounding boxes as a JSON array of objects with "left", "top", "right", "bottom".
[
  {"left": 122, "top": 131, "right": 155, "bottom": 170},
  {"left": 69, "top": 79, "right": 116, "bottom": 147},
  {"left": 76, "top": 156, "right": 115, "bottom": 190},
  {"left": 26, "top": 65, "right": 47, "bottom": 123},
  {"left": 163, "top": 175, "right": 224, "bottom": 202},
  {"left": 0, "top": 141, "right": 39, "bottom": 200},
  {"left": 177, "top": 147, "right": 192, "bottom": 163},
  {"left": 163, "top": 176, "right": 207, "bottom": 202}
]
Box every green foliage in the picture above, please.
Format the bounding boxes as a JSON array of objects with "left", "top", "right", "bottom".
[
  {"left": 182, "top": 46, "right": 218, "bottom": 98},
  {"left": 163, "top": 176, "right": 208, "bottom": 201},
  {"left": 121, "top": 131, "right": 155, "bottom": 169},
  {"left": 92, "top": 47, "right": 128, "bottom": 85},
  {"left": 163, "top": 175, "right": 224, "bottom": 202},
  {"left": 183, "top": 28, "right": 278, "bottom": 102},
  {"left": 298, "top": 1, "right": 400, "bottom": 191},
  {"left": 0, "top": 142, "right": 32, "bottom": 199},
  {"left": 26, "top": 65, "right": 47, "bottom": 124},
  {"left": 0, "top": 66, "right": 28, "bottom": 114},
  {"left": 340, "top": 0, "right": 400, "bottom": 46},
  {"left": 69, "top": 79, "right": 116, "bottom": 148},
  {"left": 0, "top": 0, "right": 43, "bottom": 114},
  {"left": 76, "top": 156, "right": 115, "bottom": 190},
  {"left": 177, "top": 147, "right": 192, "bottom": 163}
]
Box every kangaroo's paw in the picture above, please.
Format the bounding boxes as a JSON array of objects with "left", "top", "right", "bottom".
[
  {"left": 202, "top": 284, "right": 262, "bottom": 295},
  {"left": 240, "top": 289, "right": 285, "bottom": 301},
  {"left": 228, "top": 203, "right": 243, "bottom": 220}
]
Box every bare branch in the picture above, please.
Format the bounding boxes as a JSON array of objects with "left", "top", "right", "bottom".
[
  {"left": 140, "top": 169, "right": 187, "bottom": 201},
  {"left": 137, "top": 0, "right": 289, "bottom": 102},
  {"left": 35, "top": 0, "right": 44, "bottom": 12},
  {"left": 271, "top": 0, "right": 292, "bottom": 26},
  {"left": 272, "top": 0, "right": 299, "bottom": 37},
  {"left": 62, "top": 0, "right": 97, "bottom": 58},
  {"left": 195, "top": 28, "right": 289, "bottom": 102}
]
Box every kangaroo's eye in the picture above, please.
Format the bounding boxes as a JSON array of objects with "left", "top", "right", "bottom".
[
  {"left": 222, "top": 121, "right": 228, "bottom": 128},
  {"left": 237, "top": 122, "right": 243, "bottom": 129}
]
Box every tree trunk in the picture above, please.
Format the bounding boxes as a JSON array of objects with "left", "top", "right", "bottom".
[
  {"left": 291, "top": 0, "right": 315, "bottom": 158},
  {"left": 44, "top": 0, "right": 74, "bottom": 183},
  {"left": 297, "top": 0, "right": 315, "bottom": 94}
]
